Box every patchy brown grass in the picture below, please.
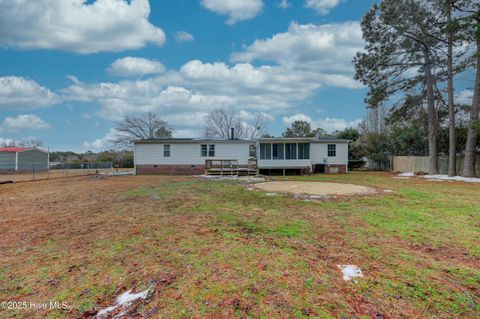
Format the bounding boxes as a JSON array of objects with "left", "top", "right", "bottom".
[{"left": 0, "top": 172, "right": 479, "bottom": 319}]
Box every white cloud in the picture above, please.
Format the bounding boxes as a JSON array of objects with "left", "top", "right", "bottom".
[
  {"left": 282, "top": 113, "right": 361, "bottom": 132},
  {"left": 231, "top": 21, "right": 363, "bottom": 77},
  {"left": 175, "top": 31, "right": 195, "bottom": 43},
  {"left": 201, "top": 0, "right": 263, "bottom": 25},
  {"left": 304, "top": 0, "right": 341, "bottom": 15},
  {"left": 83, "top": 128, "right": 118, "bottom": 151},
  {"left": 278, "top": 0, "right": 292, "bottom": 9},
  {"left": 64, "top": 59, "right": 325, "bottom": 121},
  {"left": 0, "top": 0, "right": 165, "bottom": 54},
  {"left": 64, "top": 21, "right": 364, "bottom": 135},
  {"left": 456, "top": 89, "right": 473, "bottom": 105},
  {"left": 1, "top": 114, "right": 51, "bottom": 132},
  {"left": 0, "top": 76, "right": 60, "bottom": 110},
  {"left": 107, "top": 57, "right": 166, "bottom": 77}
]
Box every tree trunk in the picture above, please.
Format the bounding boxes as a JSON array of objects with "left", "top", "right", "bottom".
[
  {"left": 447, "top": 5, "right": 456, "bottom": 177},
  {"left": 424, "top": 48, "right": 439, "bottom": 175},
  {"left": 463, "top": 37, "right": 480, "bottom": 177}
]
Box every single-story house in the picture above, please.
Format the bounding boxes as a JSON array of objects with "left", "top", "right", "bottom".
[
  {"left": 257, "top": 137, "right": 349, "bottom": 174},
  {"left": 0, "top": 147, "right": 49, "bottom": 172},
  {"left": 134, "top": 138, "right": 253, "bottom": 175},
  {"left": 134, "top": 137, "right": 349, "bottom": 175}
]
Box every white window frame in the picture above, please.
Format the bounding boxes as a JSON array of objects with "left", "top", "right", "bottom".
[
  {"left": 163, "top": 144, "right": 171, "bottom": 157},
  {"left": 328, "top": 144, "right": 336, "bottom": 157}
]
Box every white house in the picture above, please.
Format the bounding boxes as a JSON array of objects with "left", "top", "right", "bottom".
[
  {"left": 133, "top": 137, "right": 349, "bottom": 175},
  {"left": 134, "top": 138, "right": 253, "bottom": 175},
  {"left": 257, "top": 137, "right": 349, "bottom": 174}
]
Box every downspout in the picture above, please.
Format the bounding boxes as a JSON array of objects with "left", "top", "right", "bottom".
[{"left": 133, "top": 142, "right": 137, "bottom": 175}]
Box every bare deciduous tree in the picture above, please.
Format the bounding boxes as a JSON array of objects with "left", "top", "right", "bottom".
[
  {"left": 112, "top": 113, "right": 173, "bottom": 149},
  {"left": 0, "top": 138, "right": 43, "bottom": 147},
  {"left": 358, "top": 105, "right": 387, "bottom": 134},
  {"left": 202, "top": 106, "right": 268, "bottom": 140}
]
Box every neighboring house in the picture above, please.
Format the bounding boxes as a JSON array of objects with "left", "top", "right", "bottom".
[
  {"left": 134, "top": 138, "right": 253, "bottom": 175},
  {"left": 133, "top": 137, "right": 349, "bottom": 175},
  {"left": 257, "top": 137, "right": 349, "bottom": 174},
  {"left": 0, "top": 147, "right": 49, "bottom": 172}
]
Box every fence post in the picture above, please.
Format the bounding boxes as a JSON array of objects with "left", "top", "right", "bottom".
[
  {"left": 32, "top": 162, "right": 35, "bottom": 181},
  {"left": 87, "top": 162, "right": 90, "bottom": 176}
]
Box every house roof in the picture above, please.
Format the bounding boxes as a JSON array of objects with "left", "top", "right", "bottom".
[
  {"left": 134, "top": 138, "right": 253, "bottom": 144},
  {"left": 257, "top": 137, "right": 349, "bottom": 143},
  {"left": 0, "top": 147, "right": 48, "bottom": 153},
  {"left": 0, "top": 147, "right": 34, "bottom": 153}
]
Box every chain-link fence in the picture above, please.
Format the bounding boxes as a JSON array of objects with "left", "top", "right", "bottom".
[{"left": 0, "top": 162, "right": 113, "bottom": 183}]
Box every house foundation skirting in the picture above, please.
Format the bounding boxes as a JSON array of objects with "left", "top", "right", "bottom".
[
  {"left": 136, "top": 164, "right": 204, "bottom": 175},
  {"left": 324, "top": 164, "right": 347, "bottom": 174}
]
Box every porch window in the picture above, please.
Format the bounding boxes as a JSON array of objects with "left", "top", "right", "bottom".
[
  {"left": 298, "top": 143, "right": 310, "bottom": 159},
  {"left": 260, "top": 143, "right": 271, "bottom": 160},
  {"left": 272, "top": 143, "right": 284, "bottom": 160},
  {"left": 285, "top": 143, "right": 297, "bottom": 160},
  {"left": 328, "top": 144, "right": 336, "bottom": 157}
]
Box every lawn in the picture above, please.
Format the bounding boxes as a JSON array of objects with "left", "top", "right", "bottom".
[{"left": 0, "top": 172, "right": 479, "bottom": 318}]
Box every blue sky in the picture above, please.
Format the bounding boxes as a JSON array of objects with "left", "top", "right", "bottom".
[{"left": 0, "top": 0, "right": 383, "bottom": 152}]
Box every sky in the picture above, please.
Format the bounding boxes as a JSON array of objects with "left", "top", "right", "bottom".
[{"left": 0, "top": 0, "right": 391, "bottom": 152}]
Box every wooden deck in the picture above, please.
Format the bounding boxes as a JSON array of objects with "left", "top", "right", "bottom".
[{"left": 205, "top": 158, "right": 258, "bottom": 176}]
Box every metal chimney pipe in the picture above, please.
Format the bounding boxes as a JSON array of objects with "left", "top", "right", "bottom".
[{"left": 231, "top": 127, "right": 235, "bottom": 140}]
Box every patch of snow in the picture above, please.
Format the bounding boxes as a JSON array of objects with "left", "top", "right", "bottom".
[
  {"left": 422, "top": 175, "right": 480, "bottom": 183},
  {"left": 397, "top": 172, "right": 415, "bottom": 177},
  {"left": 96, "top": 288, "right": 150, "bottom": 318},
  {"left": 337, "top": 264, "right": 364, "bottom": 282}
]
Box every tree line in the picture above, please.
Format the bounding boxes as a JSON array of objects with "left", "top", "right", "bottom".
[{"left": 354, "top": 0, "right": 479, "bottom": 177}]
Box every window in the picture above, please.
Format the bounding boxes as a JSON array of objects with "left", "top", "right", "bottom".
[
  {"left": 163, "top": 144, "right": 171, "bottom": 157},
  {"left": 298, "top": 143, "right": 310, "bottom": 159},
  {"left": 208, "top": 144, "right": 215, "bottom": 157},
  {"left": 328, "top": 144, "right": 336, "bottom": 157},
  {"left": 201, "top": 144, "right": 207, "bottom": 157},
  {"left": 249, "top": 145, "right": 256, "bottom": 157},
  {"left": 285, "top": 143, "right": 297, "bottom": 160},
  {"left": 260, "top": 143, "right": 271, "bottom": 160},
  {"left": 272, "top": 143, "right": 284, "bottom": 160}
]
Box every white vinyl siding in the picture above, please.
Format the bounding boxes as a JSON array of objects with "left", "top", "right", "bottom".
[
  {"left": 311, "top": 143, "right": 348, "bottom": 165},
  {"left": 135, "top": 142, "right": 251, "bottom": 165},
  {"left": 258, "top": 141, "right": 348, "bottom": 168}
]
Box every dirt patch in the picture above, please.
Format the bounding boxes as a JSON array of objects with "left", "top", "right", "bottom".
[{"left": 253, "top": 181, "right": 378, "bottom": 196}]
